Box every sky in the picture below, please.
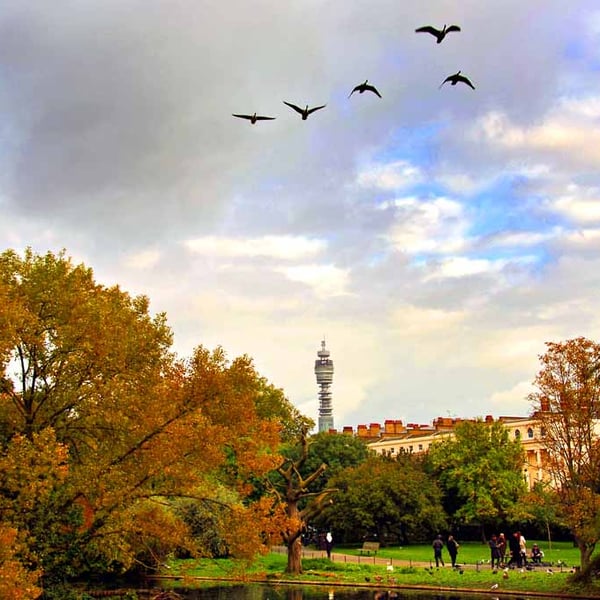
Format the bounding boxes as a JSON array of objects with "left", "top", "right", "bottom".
[{"left": 1, "top": 0, "right": 600, "bottom": 429}]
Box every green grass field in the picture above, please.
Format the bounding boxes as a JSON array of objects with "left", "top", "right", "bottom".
[
  {"left": 336, "top": 539, "right": 580, "bottom": 568},
  {"left": 162, "top": 541, "right": 600, "bottom": 597}
]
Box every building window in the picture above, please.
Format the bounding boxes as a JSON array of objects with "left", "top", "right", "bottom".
[
  {"left": 527, "top": 427, "right": 534, "bottom": 439},
  {"left": 409, "top": 445, "right": 413, "bottom": 453},
  {"left": 515, "top": 429, "right": 521, "bottom": 439},
  {"left": 418, "top": 444, "right": 423, "bottom": 451},
  {"left": 390, "top": 448, "right": 395, "bottom": 454}
]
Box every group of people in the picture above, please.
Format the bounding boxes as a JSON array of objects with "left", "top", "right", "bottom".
[
  {"left": 433, "top": 531, "right": 545, "bottom": 569},
  {"left": 502, "top": 531, "right": 544, "bottom": 568},
  {"left": 432, "top": 534, "right": 460, "bottom": 567}
]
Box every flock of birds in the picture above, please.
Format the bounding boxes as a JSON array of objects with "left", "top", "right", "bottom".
[
  {"left": 364, "top": 558, "right": 566, "bottom": 599},
  {"left": 232, "top": 23, "right": 475, "bottom": 124}
]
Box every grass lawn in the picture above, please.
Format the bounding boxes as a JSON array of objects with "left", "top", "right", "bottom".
[
  {"left": 337, "top": 539, "right": 580, "bottom": 569},
  {"left": 161, "top": 541, "right": 600, "bottom": 597}
]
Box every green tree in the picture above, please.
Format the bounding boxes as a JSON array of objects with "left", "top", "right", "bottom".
[
  {"left": 426, "top": 419, "right": 526, "bottom": 539},
  {"left": 292, "top": 431, "right": 370, "bottom": 492},
  {"left": 528, "top": 337, "right": 600, "bottom": 570},
  {"left": 326, "top": 453, "right": 446, "bottom": 544},
  {"left": 253, "top": 379, "right": 314, "bottom": 444}
]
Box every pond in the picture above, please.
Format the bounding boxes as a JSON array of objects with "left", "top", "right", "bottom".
[{"left": 163, "top": 584, "right": 527, "bottom": 600}]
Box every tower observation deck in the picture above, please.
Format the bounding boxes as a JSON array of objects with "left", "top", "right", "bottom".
[{"left": 315, "top": 339, "right": 334, "bottom": 432}]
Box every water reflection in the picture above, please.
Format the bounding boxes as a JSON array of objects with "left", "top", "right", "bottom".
[{"left": 169, "top": 583, "right": 522, "bottom": 600}]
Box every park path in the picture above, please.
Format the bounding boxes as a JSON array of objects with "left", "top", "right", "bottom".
[{"left": 270, "top": 546, "right": 441, "bottom": 570}]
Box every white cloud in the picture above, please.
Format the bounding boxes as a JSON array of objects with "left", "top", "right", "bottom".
[
  {"left": 561, "top": 228, "right": 600, "bottom": 245},
  {"left": 385, "top": 197, "right": 469, "bottom": 255},
  {"left": 473, "top": 97, "right": 600, "bottom": 166},
  {"left": 488, "top": 380, "right": 535, "bottom": 414},
  {"left": 275, "top": 264, "right": 351, "bottom": 298},
  {"left": 551, "top": 184, "right": 600, "bottom": 223},
  {"left": 184, "top": 235, "right": 326, "bottom": 260},
  {"left": 484, "top": 230, "right": 558, "bottom": 248},
  {"left": 123, "top": 249, "right": 161, "bottom": 269},
  {"left": 390, "top": 304, "right": 466, "bottom": 336},
  {"left": 422, "top": 256, "right": 507, "bottom": 280},
  {"left": 356, "top": 160, "right": 422, "bottom": 191}
]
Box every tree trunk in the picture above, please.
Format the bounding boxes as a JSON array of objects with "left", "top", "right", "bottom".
[
  {"left": 545, "top": 519, "right": 552, "bottom": 550},
  {"left": 286, "top": 537, "right": 303, "bottom": 574},
  {"left": 577, "top": 540, "right": 595, "bottom": 570}
]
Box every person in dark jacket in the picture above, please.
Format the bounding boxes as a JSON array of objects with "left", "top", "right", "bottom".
[
  {"left": 432, "top": 534, "right": 445, "bottom": 567},
  {"left": 497, "top": 533, "right": 507, "bottom": 566},
  {"left": 508, "top": 531, "right": 522, "bottom": 568},
  {"left": 488, "top": 534, "right": 500, "bottom": 569},
  {"left": 447, "top": 535, "right": 459, "bottom": 567}
]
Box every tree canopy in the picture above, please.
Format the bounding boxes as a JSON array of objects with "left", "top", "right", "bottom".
[
  {"left": 528, "top": 337, "right": 600, "bottom": 569},
  {"left": 426, "top": 419, "right": 526, "bottom": 537},
  {"left": 0, "top": 248, "right": 298, "bottom": 596},
  {"left": 326, "top": 453, "right": 446, "bottom": 544}
]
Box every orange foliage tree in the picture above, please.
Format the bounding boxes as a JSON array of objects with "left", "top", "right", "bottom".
[
  {"left": 528, "top": 337, "right": 600, "bottom": 569},
  {"left": 0, "top": 249, "right": 291, "bottom": 593}
]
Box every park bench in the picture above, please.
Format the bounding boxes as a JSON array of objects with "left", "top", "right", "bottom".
[{"left": 359, "top": 541, "right": 380, "bottom": 555}]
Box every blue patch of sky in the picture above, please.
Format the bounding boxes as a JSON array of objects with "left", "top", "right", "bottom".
[
  {"left": 462, "top": 175, "right": 559, "bottom": 238},
  {"left": 374, "top": 121, "right": 446, "bottom": 169},
  {"left": 563, "top": 37, "right": 600, "bottom": 72},
  {"left": 563, "top": 40, "right": 585, "bottom": 62},
  {"left": 403, "top": 172, "right": 559, "bottom": 270}
]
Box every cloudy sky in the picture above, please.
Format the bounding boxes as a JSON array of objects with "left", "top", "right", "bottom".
[{"left": 1, "top": 0, "right": 599, "bottom": 429}]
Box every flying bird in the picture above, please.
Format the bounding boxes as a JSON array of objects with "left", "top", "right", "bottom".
[
  {"left": 415, "top": 24, "right": 461, "bottom": 43},
  {"left": 283, "top": 101, "right": 327, "bottom": 120},
  {"left": 439, "top": 71, "right": 475, "bottom": 90},
  {"left": 232, "top": 113, "right": 276, "bottom": 124},
  {"left": 349, "top": 80, "right": 382, "bottom": 98}
]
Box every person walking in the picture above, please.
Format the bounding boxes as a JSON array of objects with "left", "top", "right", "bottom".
[
  {"left": 325, "top": 532, "right": 333, "bottom": 559},
  {"left": 508, "top": 531, "right": 522, "bottom": 568},
  {"left": 519, "top": 532, "right": 527, "bottom": 566},
  {"left": 488, "top": 534, "right": 500, "bottom": 569},
  {"left": 432, "top": 534, "right": 445, "bottom": 567},
  {"left": 447, "top": 535, "right": 459, "bottom": 567},
  {"left": 497, "top": 533, "right": 507, "bottom": 567}
]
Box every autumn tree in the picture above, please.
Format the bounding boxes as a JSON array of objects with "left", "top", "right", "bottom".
[
  {"left": 267, "top": 431, "right": 337, "bottom": 574},
  {"left": 528, "top": 337, "right": 600, "bottom": 569},
  {"left": 426, "top": 419, "right": 526, "bottom": 539},
  {"left": 326, "top": 453, "right": 446, "bottom": 544},
  {"left": 0, "top": 249, "right": 287, "bottom": 594}
]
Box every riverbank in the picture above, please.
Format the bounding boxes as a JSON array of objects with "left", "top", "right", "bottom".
[{"left": 151, "top": 551, "right": 600, "bottom": 598}]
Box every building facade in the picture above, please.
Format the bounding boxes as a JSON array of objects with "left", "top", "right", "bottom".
[{"left": 337, "top": 414, "right": 550, "bottom": 491}]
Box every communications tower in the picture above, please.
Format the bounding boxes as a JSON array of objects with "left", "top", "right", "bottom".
[{"left": 314, "top": 339, "right": 334, "bottom": 432}]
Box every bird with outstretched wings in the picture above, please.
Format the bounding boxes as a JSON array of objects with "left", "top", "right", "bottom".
[
  {"left": 232, "top": 112, "right": 276, "bottom": 124},
  {"left": 415, "top": 24, "right": 461, "bottom": 43},
  {"left": 439, "top": 70, "right": 475, "bottom": 89},
  {"left": 283, "top": 101, "right": 327, "bottom": 120},
  {"left": 348, "top": 80, "right": 382, "bottom": 99}
]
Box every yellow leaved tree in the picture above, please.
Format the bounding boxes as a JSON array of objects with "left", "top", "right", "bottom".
[{"left": 0, "top": 248, "right": 291, "bottom": 596}]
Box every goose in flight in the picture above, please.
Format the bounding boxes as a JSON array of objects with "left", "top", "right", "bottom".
[
  {"left": 415, "top": 24, "right": 461, "bottom": 43},
  {"left": 348, "top": 80, "right": 382, "bottom": 98},
  {"left": 283, "top": 101, "right": 327, "bottom": 120},
  {"left": 439, "top": 71, "right": 475, "bottom": 89},
  {"left": 232, "top": 112, "right": 276, "bottom": 124}
]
